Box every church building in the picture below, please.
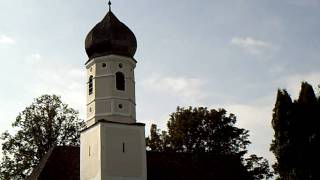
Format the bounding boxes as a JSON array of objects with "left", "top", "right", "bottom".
[{"left": 26, "top": 2, "right": 252, "bottom": 180}]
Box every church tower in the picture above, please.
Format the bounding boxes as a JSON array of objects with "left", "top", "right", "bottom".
[{"left": 80, "top": 2, "right": 147, "bottom": 180}]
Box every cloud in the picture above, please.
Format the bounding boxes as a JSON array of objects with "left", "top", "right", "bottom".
[
  {"left": 25, "top": 53, "right": 42, "bottom": 64},
  {"left": 24, "top": 54, "right": 86, "bottom": 118},
  {"left": 230, "top": 37, "right": 272, "bottom": 55},
  {"left": 0, "top": 35, "right": 15, "bottom": 45},
  {"left": 141, "top": 73, "right": 207, "bottom": 103},
  {"left": 224, "top": 102, "right": 276, "bottom": 163},
  {"left": 0, "top": 54, "right": 86, "bottom": 159},
  {"left": 31, "top": 53, "right": 42, "bottom": 60}
]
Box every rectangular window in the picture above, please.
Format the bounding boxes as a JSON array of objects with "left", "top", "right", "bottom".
[{"left": 89, "top": 76, "right": 93, "bottom": 95}]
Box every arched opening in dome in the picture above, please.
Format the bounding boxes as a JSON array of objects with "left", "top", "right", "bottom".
[
  {"left": 116, "top": 72, "right": 125, "bottom": 91},
  {"left": 88, "top": 76, "right": 93, "bottom": 95}
]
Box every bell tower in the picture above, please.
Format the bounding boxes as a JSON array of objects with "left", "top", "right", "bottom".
[
  {"left": 85, "top": 51, "right": 137, "bottom": 126},
  {"left": 80, "top": 2, "right": 147, "bottom": 180}
]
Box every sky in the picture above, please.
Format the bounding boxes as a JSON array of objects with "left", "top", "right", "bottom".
[{"left": 1, "top": 0, "right": 320, "bottom": 166}]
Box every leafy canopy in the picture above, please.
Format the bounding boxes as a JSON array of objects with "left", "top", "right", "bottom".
[
  {"left": 147, "top": 106, "right": 273, "bottom": 179},
  {"left": 147, "top": 107, "right": 251, "bottom": 155},
  {"left": 0, "top": 95, "right": 84, "bottom": 180},
  {"left": 245, "top": 154, "right": 274, "bottom": 180},
  {"left": 167, "top": 107, "right": 250, "bottom": 155}
]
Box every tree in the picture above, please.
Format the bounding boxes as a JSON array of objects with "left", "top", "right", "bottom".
[
  {"left": 270, "top": 82, "right": 320, "bottom": 180},
  {"left": 270, "top": 89, "right": 294, "bottom": 179},
  {"left": 146, "top": 106, "right": 273, "bottom": 179},
  {"left": 146, "top": 124, "right": 170, "bottom": 152},
  {"left": 146, "top": 124, "right": 162, "bottom": 151},
  {"left": 295, "top": 82, "right": 318, "bottom": 179},
  {"left": 167, "top": 107, "right": 250, "bottom": 155},
  {"left": 245, "top": 154, "right": 274, "bottom": 180},
  {"left": 0, "top": 95, "right": 84, "bottom": 180}
]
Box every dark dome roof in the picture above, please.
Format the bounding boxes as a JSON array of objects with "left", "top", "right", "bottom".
[{"left": 85, "top": 11, "right": 137, "bottom": 59}]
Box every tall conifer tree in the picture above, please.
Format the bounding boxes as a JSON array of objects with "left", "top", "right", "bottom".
[
  {"left": 270, "top": 89, "right": 294, "bottom": 179},
  {"left": 271, "top": 82, "right": 320, "bottom": 180},
  {"left": 295, "top": 82, "right": 318, "bottom": 179}
]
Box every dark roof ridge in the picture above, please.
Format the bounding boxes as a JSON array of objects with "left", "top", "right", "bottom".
[{"left": 25, "top": 146, "right": 55, "bottom": 180}]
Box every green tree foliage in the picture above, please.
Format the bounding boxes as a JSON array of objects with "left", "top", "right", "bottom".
[
  {"left": 167, "top": 107, "right": 250, "bottom": 155},
  {"left": 146, "top": 124, "right": 162, "bottom": 151},
  {"left": 0, "top": 95, "right": 84, "bottom": 180},
  {"left": 146, "top": 106, "right": 273, "bottom": 179},
  {"left": 245, "top": 154, "right": 274, "bottom": 180},
  {"left": 146, "top": 124, "right": 170, "bottom": 152},
  {"left": 271, "top": 82, "right": 320, "bottom": 180}
]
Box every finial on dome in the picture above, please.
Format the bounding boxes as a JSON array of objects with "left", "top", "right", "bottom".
[{"left": 108, "top": 0, "right": 112, "bottom": 11}]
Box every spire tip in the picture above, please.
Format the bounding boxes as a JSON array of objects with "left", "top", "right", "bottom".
[{"left": 108, "top": 0, "right": 112, "bottom": 11}]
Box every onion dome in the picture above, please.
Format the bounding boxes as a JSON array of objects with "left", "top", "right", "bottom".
[{"left": 85, "top": 10, "right": 137, "bottom": 60}]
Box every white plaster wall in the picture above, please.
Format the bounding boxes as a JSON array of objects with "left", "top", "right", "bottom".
[
  {"left": 100, "top": 122, "right": 147, "bottom": 180},
  {"left": 80, "top": 124, "right": 102, "bottom": 180},
  {"left": 81, "top": 122, "right": 147, "bottom": 180}
]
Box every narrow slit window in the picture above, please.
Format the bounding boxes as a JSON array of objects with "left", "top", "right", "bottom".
[
  {"left": 88, "top": 76, "right": 93, "bottom": 95},
  {"left": 116, "top": 72, "right": 125, "bottom": 91},
  {"left": 89, "top": 146, "right": 91, "bottom": 156},
  {"left": 122, "top": 142, "right": 125, "bottom": 153}
]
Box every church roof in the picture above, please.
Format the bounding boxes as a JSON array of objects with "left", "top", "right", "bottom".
[
  {"left": 26, "top": 146, "right": 79, "bottom": 180},
  {"left": 85, "top": 10, "right": 137, "bottom": 60},
  {"left": 147, "top": 152, "right": 252, "bottom": 180},
  {"left": 26, "top": 146, "right": 252, "bottom": 180}
]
